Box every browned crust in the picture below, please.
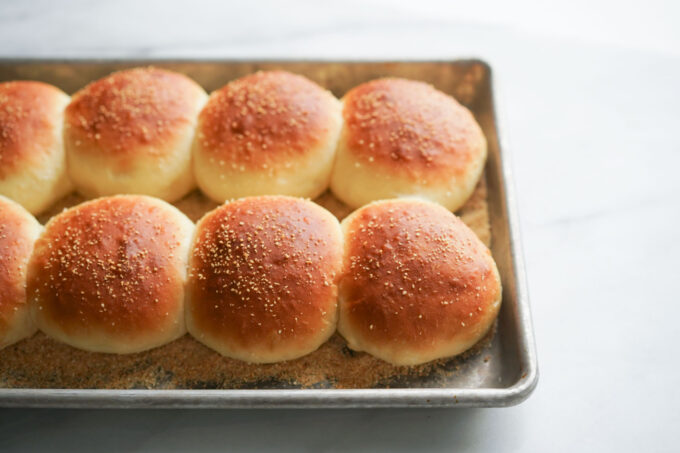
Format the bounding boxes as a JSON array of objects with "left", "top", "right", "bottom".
[
  {"left": 0, "top": 81, "right": 67, "bottom": 178},
  {"left": 196, "top": 71, "right": 339, "bottom": 168},
  {"left": 64, "top": 67, "right": 204, "bottom": 160},
  {"left": 0, "top": 197, "right": 38, "bottom": 329},
  {"left": 1, "top": 178, "right": 493, "bottom": 388},
  {"left": 341, "top": 78, "right": 485, "bottom": 183},
  {"left": 187, "top": 196, "right": 342, "bottom": 351},
  {"left": 340, "top": 199, "right": 501, "bottom": 351},
  {"left": 27, "top": 196, "right": 189, "bottom": 339}
]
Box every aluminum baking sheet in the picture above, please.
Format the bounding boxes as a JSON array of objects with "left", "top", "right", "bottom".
[{"left": 0, "top": 59, "right": 537, "bottom": 408}]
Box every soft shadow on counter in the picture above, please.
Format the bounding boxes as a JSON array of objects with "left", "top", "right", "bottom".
[{"left": 0, "top": 407, "right": 516, "bottom": 452}]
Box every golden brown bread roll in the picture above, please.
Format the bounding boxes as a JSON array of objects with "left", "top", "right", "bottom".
[
  {"left": 330, "top": 78, "right": 487, "bottom": 211},
  {"left": 192, "top": 71, "right": 342, "bottom": 202},
  {"left": 0, "top": 195, "right": 42, "bottom": 349},
  {"left": 337, "top": 198, "right": 501, "bottom": 365},
  {"left": 64, "top": 67, "right": 207, "bottom": 202},
  {"left": 27, "top": 195, "right": 194, "bottom": 354},
  {"left": 186, "top": 196, "right": 343, "bottom": 363},
  {"left": 0, "top": 81, "right": 72, "bottom": 214}
]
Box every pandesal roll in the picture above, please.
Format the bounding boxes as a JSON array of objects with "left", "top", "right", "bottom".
[
  {"left": 330, "top": 78, "right": 487, "bottom": 211},
  {"left": 193, "top": 71, "right": 342, "bottom": 202},
  {"left": 27, "top": 195, "right": 194, "bottom": 354},
  {"left": 64, "top": 67, "right": 207, "bottom": 202},
  {"left": 186, "top": 196, "right": 343, "bottom": 363},
  {"left": 0, "top": 195, "right": 42, "bottom": 349},
  {"left": 337, "top": 198, "right": 501, "bottom": 366},
  {"left": 0, "top": 81, "right": 72, "bottom": 214}
]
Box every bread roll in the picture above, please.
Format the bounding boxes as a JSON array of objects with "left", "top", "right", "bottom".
[
  {"left": 0, "top": 81, "right": 72, "bottom": 214},
  {"left": 186, "top": 196, "right": 343, "bottom": 363},
  {"left": 330, "top": 78, "right": 487, "bottom": 211},
  {"left": 0, "top": 195, "right": 42, "bottom": 349},
  {"left": 193, "top": 71, "right": 342, "bottom": 202},
  {"left": 337, "top": 198, "right": 501, "bottom": 365},
  {"left": 64, "top": 67, "right": 207, "bottom": 202},
  {"left": 27, "top": 195, "right": 194, "bottom": 354}
]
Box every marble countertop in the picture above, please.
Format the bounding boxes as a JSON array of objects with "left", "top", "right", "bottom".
[{"left": 1, "top": 1, "right": 679, "bottom": 451}]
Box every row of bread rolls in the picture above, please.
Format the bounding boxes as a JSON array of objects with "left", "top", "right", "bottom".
[
  {"left": 0, "top": 194, "right": 501, "bottom": 366},
  {"left": 0, "top": 68, "right": 487, "bottom": 215}
]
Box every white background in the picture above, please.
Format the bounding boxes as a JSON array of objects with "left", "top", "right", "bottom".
[{"left": 1, "top": 1, "right": 679, "bottom": 451}]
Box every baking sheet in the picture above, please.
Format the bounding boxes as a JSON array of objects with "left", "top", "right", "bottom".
[{"left": 0, "top": 59, "right": 537, "bottom": 407}]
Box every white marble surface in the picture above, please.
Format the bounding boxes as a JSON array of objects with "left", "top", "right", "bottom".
[{"left": 1, "top": 1, "right": 679, "bottom": 451}]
